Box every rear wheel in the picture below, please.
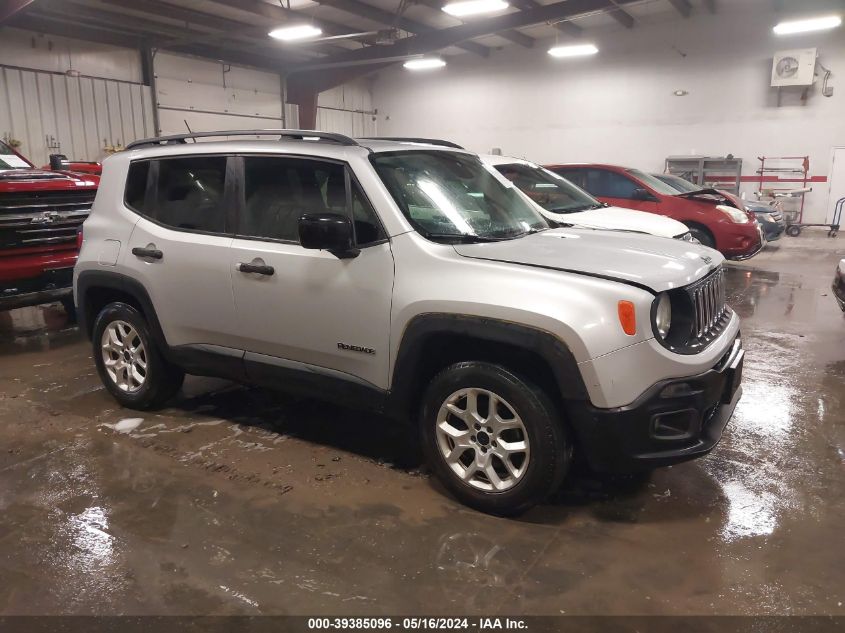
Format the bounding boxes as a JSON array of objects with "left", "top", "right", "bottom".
[
  {"left": 420, "top": 362, "right": 570, "bottom": 516},
  {"left": 92, "top": 302, "right": 184, "bottom": 410},
  {"left": 685, "top": 225, "right": 715, "bottom": 248}
]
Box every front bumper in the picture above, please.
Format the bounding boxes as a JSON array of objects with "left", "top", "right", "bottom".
[
  {"left": 0, "top": 266, "right": 74, "bottom": 310},
  {"left": 726, "top": 225, "right": 766, "bottom": 261},
  {"left": 567, "top": 336, "right": 744, "bottom": 472},
  {"left": 757, "top": 216, "right": 785, "bottom": 241}
]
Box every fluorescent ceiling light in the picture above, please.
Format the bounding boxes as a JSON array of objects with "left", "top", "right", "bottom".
[
  {"left": 442, "top": 0, "right": 509, "bottom": 18},
  {"left": 548, "top": 43, "right": 599, "bottom": 58},
  {"left": 773, "top": 15, "right": 841, "bottom": 35},
  {"left": 403, "top": 58, "right": 447, "bottom": 70},
  {"left": 268, "top": 24, "right": 323, "bottom": 41}
]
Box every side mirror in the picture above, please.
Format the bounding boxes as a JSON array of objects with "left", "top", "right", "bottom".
[
  {"left": 49, "top": 154, "right": 69, "bottom": 171},
  {"left": 631, "top": 188, "right": 655, "bottom": 202},
  {"left": 298, "top": 213, "right": 359, "bottom": 259}
]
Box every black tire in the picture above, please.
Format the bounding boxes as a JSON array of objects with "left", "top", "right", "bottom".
[
  {"left": 92, "top": 302, "right": 184, "bottom": 410},
  {"left": 420, "top": 362, "right": 571, "bottom": 516},
  {"left": 786, "top": 225, "right": 801, "bottom": 237},
  {"left": 685, "top": 225, "right": 715, "bottom": 249}
]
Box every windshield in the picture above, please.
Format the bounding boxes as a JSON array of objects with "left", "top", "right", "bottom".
[
  {"left": 653, "top": 173, "right": 699, "bottom": 193},
  {"left": 493, "top": 162, "right": 602, "bottom": 214},
  {"left": 371, "top": 151, "right": 550, "bottom": 242},
  {"left": 627, "top": 169, "right": 683, "bottom": 196},
  {"left": 0, "top": 141, "right": 31, "bottom": 170}
]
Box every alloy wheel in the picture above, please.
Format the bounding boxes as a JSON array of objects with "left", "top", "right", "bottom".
[
  {"left": 100, "top": 320, "right": 147, "bottom": 392},
  {"left": 435, "top": 388, "right": 530, "bottom": 492}
]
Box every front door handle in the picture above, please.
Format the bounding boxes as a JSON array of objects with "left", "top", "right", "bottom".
[
  {"left": 237, "top": 262, "right": 275, "bottom": 276},
  {"left": 132, "top": 246, "right": 163, "bottom": 259}
]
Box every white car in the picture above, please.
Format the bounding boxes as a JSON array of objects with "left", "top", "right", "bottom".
[{"left": 481, "top": 154, "right": 696, "bottom": 241}]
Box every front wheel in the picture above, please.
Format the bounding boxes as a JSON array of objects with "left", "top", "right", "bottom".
[
  {"left": 420, "top": 362, "right": 571, "bottom": 516},
  {"left": 92, "top": 302, "right": 184, "bottom": 410},
  {"left": 685, "top": 225, "right": 715, "bottom": 249}
]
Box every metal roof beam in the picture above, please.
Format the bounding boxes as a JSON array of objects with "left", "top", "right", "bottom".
[
  {"left": 291, "top": 0, "right": 639, "bottom": 71},
  {"left": 412, "top": 0, "right": 535, "bottom": 48},
  {"left": 317, "top": 0, "right": 490, "bottom": 57},
  {"left": 0, "top": 0, "right": 34, "bottom": 24}
]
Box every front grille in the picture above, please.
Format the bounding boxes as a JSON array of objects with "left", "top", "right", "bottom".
[
  {"left": 0, "top": 190, "right": 94, "bottom": 249},
  {"left": 689, "top": 268, "right": 728, "bottom": 342}
]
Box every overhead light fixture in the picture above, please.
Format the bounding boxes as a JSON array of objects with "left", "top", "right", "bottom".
[
  {"left": 773, "top": 15, "right": 841, "bottom": 35},
  {"left": 442, "top": 0, "right": 509, "bottom": 18},
  {"left": 548, "top": 43, "right": 599, "bottom": 58},
  {"left": 673, "top": 89, "right": 689, "bottom": 96},
  {"left": 268, "top": 24, "right": 323, "bottom": 41},
  {"left": 403, "top": 58, "right": 447, "bottom": 70}
]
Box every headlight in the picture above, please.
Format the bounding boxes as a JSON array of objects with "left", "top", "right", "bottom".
[
  {"left": 717, "top": 204, "right": 750, "bottom": 224},
  {"left": 654, "top": 292, "right": 672, "bottom": 339}
]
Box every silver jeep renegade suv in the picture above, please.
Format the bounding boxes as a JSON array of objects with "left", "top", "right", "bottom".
[{"left": 74, "top": 130, "right": 744, "bottom": 516}]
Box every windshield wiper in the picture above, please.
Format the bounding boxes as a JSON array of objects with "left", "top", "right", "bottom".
[{"left": 425, "top": 232, "right": 512, "bottom": 243}]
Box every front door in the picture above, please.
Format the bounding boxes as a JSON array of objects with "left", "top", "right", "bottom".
[
  {"left": 229, "top": 155, "right": 394, "bottom": 389},
  {"left": 122, "top": 155, "right": 237, "bottom": 349}
]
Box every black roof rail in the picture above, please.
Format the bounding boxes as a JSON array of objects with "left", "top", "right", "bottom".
[
  {"left": 361, "top": 137, "right": 465, "bottom": 150},
  {"left": 126, "top": 129, "right": 360, "bottom": 150}
]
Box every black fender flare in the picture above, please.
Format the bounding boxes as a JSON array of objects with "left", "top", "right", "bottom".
[
  {"left": 76, "top": 270, "right": 170, "bottom": 353},
  {"left": 387, "top": 314, "right": 588, "bottom": 416}
]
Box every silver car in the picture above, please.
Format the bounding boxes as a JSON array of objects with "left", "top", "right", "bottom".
[{"left": 74, "top": 131, "right": 744, "bottom": 515}]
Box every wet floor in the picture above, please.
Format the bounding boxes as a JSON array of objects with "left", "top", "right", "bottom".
[{"left": 0, "top": 236, "right": 843, "bottom": 616}]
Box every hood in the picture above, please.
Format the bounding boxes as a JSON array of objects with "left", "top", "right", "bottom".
[
  {"left": 553, "top": 205, "right": 688, "bottom": 238},
  {"left": 453, "top": 228, "right": 723, "bottom": 293},
  {"left": 744, "top": 200, "right": 776, "bottom": 214},
  {"left": 676, "top": 187, "right": 744, "bottom": 208}
]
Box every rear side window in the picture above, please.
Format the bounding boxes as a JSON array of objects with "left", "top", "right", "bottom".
[
  {"left": 125, "top": 161, "right": 150, "bottom": 213},
  {"left": 556, "top": 168, "right": 640, "bottom": 200},
  {"left": 241, "top": 156, "right": 385, "bottom": 246},
  {"left": 124, "top": 156, "right": 228, "bottom": 234}
]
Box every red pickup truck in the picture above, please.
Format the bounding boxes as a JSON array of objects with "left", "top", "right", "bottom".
[{"left": 1, "top": 141, "right": 99, "bottom": 312}]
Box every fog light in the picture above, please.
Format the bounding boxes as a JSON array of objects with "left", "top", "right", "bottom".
[
  {"left": 651, "top": 410, "right": 698, "bottom": 440},
  {"left": 660, "top": 382, "right": 695, "bottom": 398}
]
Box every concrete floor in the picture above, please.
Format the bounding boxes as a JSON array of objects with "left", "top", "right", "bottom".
[{"left": 0, "top": 235, "right": 843, "bottom": 616}]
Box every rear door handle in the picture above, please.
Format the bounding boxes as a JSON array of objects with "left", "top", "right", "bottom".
[
  {"left": 132, "top": 246, "right": 163, "bottom": 259},
  {"left": 237, "top": 262, "right": 275, "bottom": 276}
]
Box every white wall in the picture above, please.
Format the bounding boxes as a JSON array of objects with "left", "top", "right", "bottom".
[
  {"left": 0, "top": 27, "right": 142, "bottom": 82},
  {"left": 317, "top": 80, "right": 378, "bottom": 138},
  {"left": 0, "top": 27, "right": 152, "bottom": 165},
  {"left": 372, "top": 3, "right": 845, "bottom": 223}
]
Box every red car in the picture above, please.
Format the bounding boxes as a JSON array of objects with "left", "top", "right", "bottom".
[
  {"left": 546, "top": 163, "right": 764, "bottom": 260},
  {"left": 1, "top": 140, "right": 99, "bottom": 312}
]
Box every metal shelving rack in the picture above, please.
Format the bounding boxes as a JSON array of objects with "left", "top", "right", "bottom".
[
  {"left": 756, "top": 156, "right": 810, "bottom": 223},
  {"left": 664, "top": 156, "right": 743, "bottom": 194}
]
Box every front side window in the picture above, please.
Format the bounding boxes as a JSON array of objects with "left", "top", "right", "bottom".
[
  {"left": 494, "top": 163, "right": 603, "bottom": 214},
  {"left": 553, "top": 168, "right": 642, "bottom": 200},
  {"left": 371, "top": 151, "right": 549, "bottom": 242},
  {"left": 240, "top": 157, "right": 385, "bottom": 246}
]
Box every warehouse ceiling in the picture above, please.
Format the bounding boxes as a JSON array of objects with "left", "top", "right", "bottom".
[{"left": 0, "top": 0, "right": 730, "bottom": 75}]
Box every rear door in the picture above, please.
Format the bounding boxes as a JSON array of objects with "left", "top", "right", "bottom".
[
  {"left": 123, "top": 155, "right": 238, "bottom": 349},
  {"left": 229, "top": 155, "right": 394, "bottom": 389}
]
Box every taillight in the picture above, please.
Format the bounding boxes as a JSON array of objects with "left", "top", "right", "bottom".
[{"left": 76, "top": 227, "right": 83, "bottom": 250}]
